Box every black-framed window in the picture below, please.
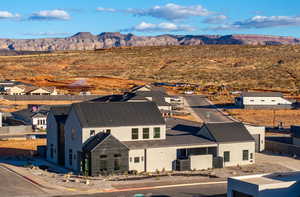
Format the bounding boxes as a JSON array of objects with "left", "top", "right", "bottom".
[
  {"left": 114, "top": 159, "right": 121, "bottom": 171},
  {"left": 50, "top": 144, "right": 54, "bottom": 158},
  {"left": 114, "top": 154, "right": 121, "bottom": 158},
  {"left": 154, "top": 127, "right": 161, "bottom": 138},
  {"left": 143, "top": 128, "right": 150, "bottom": 139},
  {"left": 106, "top": 129, "right": 111, "bottom": 134},
  {"left": 69, "top": 149, "right": 73, "bottom": 166},
  {"left": 100, "top": 155, "right": 107, "bottom": 171},
  {"left": 243, "top": 150, "right": 249, "bottom": 161},
  {"left": 250, "top": 153, "right": 253, "bottom": 160},
  {"left": 224, "top": 151, "right": 230, "bottom": 162},
  {"left": 134, "top": 157, "right": 140, "bottom": 163},
  {"left": 132, "top": 128, "right": 139, "bottom": 140}
]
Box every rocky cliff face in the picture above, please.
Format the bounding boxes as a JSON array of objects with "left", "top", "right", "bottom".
[{"left": 0, "top": 32, "right": 299, "bottom": 51}]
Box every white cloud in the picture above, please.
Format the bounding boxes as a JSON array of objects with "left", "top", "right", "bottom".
[
  {"left": 122, "top": 21, "right": 196, "bottom": 32},
  {"left": 0, "top": 11, "right": 20, "bottom": 19},
  {"left": 210, "top": 15, "right": 300, "bottom": 30},
  {"left": 29, "top": 9, "right": 70, "bottom": 20},
  {"left": 203, "top": 15, "right": 228, "bottom": 24},
  {"left": 96, "top": 7, "right": 117, "bottom": 12},
  {"left": 128, "top": 3, "right": 212, "bottom": 21}
]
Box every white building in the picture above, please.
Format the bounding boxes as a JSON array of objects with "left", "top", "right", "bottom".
[
  {"left": 235, "top": 92, "right": 293, "bottom": 109},
  {"left": 244, "top": 124, "right": 265, "bottom": 152},
  {"left": 228, "top": 172, "right": 300, "bottom": 197}
]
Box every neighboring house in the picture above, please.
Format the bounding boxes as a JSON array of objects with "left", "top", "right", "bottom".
[
  {"left": 0, "top": 80, "right": 30, "bottom": 93},
  {"left": 244, "top": 124, "right": 265, "bottom": 152},
  {"left": 198, "top": 122, "right": 255, "bottom": 167},
  {"left": 8, "top": 85, "right": 57, "bottom": 95},
  {"left": 12, "top": 105, "right": 51, "bottom": 130},
  {"left": 227, "top": 172, "right": 300, "bottom": 197},
  {"left": 291, "top": 125, "right": 300, "bottom": 146},
  {"left": 47, "top": 105, "right": 70, "bottom": 165},
  {"left": 235, "top": 92, "right": 294, "bottom": 109},
  {"left": 47, "top": 101, "right": 256, "bottom": 176}
]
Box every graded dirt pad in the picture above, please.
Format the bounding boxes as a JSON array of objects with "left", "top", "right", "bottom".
[
  {"left": 226, "top": 109, "right": 300, "bottom": 127},
  {"left": 0, "top": 139, "right": 46, "bottom": 157},
  {"left": 0, "top": 45, "right": 300, "bottom": 94}
]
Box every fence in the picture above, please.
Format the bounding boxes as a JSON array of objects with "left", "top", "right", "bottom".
[
  {"left": 0, "top": 125, "right": 33, "bottom": 135},
  {"left": 0, "top": 95, "right": 102, "bottom": 101},
  {"left": 265, "top": 140, "right": 300, "bottom": 157}
]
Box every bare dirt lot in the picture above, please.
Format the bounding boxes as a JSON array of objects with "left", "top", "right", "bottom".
[{"left": 226, "top": 109, "right": 300, "bottom": 127}]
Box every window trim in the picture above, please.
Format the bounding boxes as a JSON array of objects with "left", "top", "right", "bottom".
[
  {"left": 132, "top": 128, "right": 139, "bottom": 140},
  {"left": 154, "top": 127, "right": 161, "bottom": 138},
  {"left": 143, "top": 128, "right": 150, "bottom": 139}
]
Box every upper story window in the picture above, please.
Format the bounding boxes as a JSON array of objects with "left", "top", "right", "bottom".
[
  {"left": 132, "top": 128, "right": 139, "bottom": 140},
  {"left": 71, "top": 128, "right": 76, "bottom": 140},
  {"left": 143, "top": 128, "right": 150, "bottom": 139},
  {"left": 106, "top": 129, "right": 111, "bottom": 134},
  {"left": 154, "top": 127, "right": 161, "bottom": 138},
  {"left": 261, "top": 100, "right": 265, "bottom": 102}
]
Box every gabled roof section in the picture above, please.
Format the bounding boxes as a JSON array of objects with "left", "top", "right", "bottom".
[
  {"left": 242, "top": 92, "right": 283, "bottom": 97},
  {"left": 83, "top": 133, "right": 128, "bottom": 152},
  {"left": 50, "top": 105, "right": 71, "bottom": 124},
  {"left": 72, "top": 102, "right": 166, "bottom": 128},
  {"left": 202, "top": 122, "right": 254, "bottom": 143}
]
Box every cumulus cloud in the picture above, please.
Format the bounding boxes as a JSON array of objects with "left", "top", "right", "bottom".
[
  {"left": 0, "top": 11, "right": 20, "bottom": 19},
  {"left": 203, "top": 15, "right": 228, "bottom": 24},
  {"left": 210, "top": 15, "right": 300, "bottom": 30},
  {"left": 96, "top": 7, "right": 117, "bottom": 12},
  {"left": 29, "top": 9, "right": 70, "bottom": 20},
  {"left": 96, "top": 3, "right": 213, "bottom": 21},
  {"left": 122, "top": 21, "right": 196, "bottom": 32}
]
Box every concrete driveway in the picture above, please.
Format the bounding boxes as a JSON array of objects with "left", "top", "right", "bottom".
[
  {"left": 184, "top": 95, "right": 234, "bottom": 123},
  {"left": 0, "top": 165, "right": 45, "bottom": 197},
  {"left": 256, "top": 153, "right": 300, "bottom": 171}
]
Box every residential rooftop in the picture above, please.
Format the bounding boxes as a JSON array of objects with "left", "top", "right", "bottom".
[{"left": 241, "top": 91, "right": 283, "bottom": 97}]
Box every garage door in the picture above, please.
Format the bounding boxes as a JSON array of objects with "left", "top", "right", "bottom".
[
  {"left": 252, "top": 134, "right": 260, "bottom": 152},
  {"left": 233, "top": 190, "right": 253, "bottom": 197}
]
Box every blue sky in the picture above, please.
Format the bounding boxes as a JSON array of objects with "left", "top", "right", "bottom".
[{"left": 1, "top": 0, "right": 300, "bottom": 38}]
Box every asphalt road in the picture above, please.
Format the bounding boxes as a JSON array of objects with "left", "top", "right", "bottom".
[
  {"left": 0, "top": 165, "right": 45, "bottom": 197},
  {"left": 184, "top": 95, "right": 233, "bottom": 123},
  {"left": 56, "top": 182, "right": 226, "bottom": 197}
]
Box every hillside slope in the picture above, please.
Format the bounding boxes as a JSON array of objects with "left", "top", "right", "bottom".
[
  {"left": 0, "top": 32, "right": 299, "bottom": 51},
  {"left": 0, "top": 45, "right": 300, "bottom": 93}
]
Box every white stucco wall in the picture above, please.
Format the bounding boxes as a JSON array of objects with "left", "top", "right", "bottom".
[
  {"left": 128, "top": 149, "right": 145, "bottom": 172},
  {"left": 218, "top": 141, "right": 255, "bottom": 167},
  {"left": 9, "top": 86, "right": 25, "bottom": 95},
  {"left": 245, "top": 125, "right": 265, "bottom": 152},
  {"left": 145, "top": 147, "right": 177, "bottom": 172},
  {"left": 190, "top": 155, "right": 213, "bottom": 170},
  {"left": 46, "top": 112, "right": 58, "bottom": 164},
  {"left": 82, "top": 124, "right": 166, "bottom": 143},
  {"left": 243, "top": 96, "right": 291, "bottom": 106}
]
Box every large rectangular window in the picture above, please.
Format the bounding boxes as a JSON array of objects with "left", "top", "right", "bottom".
[
  {"left": 143, "top": 128, "right": 150, "bottom": 139},
  {"left": 224, "top": 151, "right": 230, "bottom": 162},
  {"left": 100, "top": 155, "right": 107, "bottom": 171},
  {"left": 69, "top": 149, "right": 73, "bottom": 166},
  {"left": 154, "top": 127, "right": 161, "bottom": 138},
  {"left": 132, "top": 128, "right": 139, "bottom": 140},
  {"left": 243, "top": 150, "right": 249, "bottom": 161}
]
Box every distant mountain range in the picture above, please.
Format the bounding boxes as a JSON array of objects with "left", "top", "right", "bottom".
[{"left": 0, "top": 32, "right": 299, "bottom": 51}]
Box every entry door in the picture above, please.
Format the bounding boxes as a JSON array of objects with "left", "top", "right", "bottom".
[{"left": 252, "top": 134, "right": 260, "bottom": 152}]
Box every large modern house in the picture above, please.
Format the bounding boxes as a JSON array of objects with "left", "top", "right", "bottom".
[
  {"left": 47, "top": 101, "right": 256, "bottom": 176},
  {"left": 235, "top": 92, "right": 294, "bottom": 109}
]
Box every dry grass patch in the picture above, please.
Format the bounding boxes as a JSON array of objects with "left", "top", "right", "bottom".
[{"left": 227, "top": 109, "right": 300, "bottom": 127}]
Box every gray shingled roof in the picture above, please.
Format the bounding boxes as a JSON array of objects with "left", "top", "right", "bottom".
[
  {"left": 242, "top": 92, "right": 283, "bottom": 97},
  {"left": 50, "top": 105, "right": 70, "bottom": 123},
  {"left": 125, "top": 91, "right": 171, "bottom": 107},
  {"left": 72, "top": 102, "right": 165, "bottom": 128},
  {"left": 203, "top": 122, "right": 254, "bottom": 143},
  {"left": 123, "top": 118, "right": 217, "bottom": 149}
]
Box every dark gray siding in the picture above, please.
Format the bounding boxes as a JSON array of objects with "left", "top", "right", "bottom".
[{"left": 90, "top": 136, "right": 129, "bottom": 176}]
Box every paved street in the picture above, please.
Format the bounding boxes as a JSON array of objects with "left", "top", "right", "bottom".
[
  {"left": 184, "top": 95, "right": 233, "bottom": 123},
  {"left": 56, "top": 182, "right": 227, "bottom": 197},
  {"left": 0, "top": 165, "right": 45, "bottom": 197}
]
